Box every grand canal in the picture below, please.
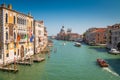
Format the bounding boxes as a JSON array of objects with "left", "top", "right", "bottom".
[{"left": 0, "top": 40, "right": 120, "bottom": 80}]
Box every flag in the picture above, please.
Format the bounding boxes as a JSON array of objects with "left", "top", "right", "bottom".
[
  {"left": 30, "top": 35, "right": 34, "bottom": 42},
  {"left": 24, "top": 34, "right": 28, "bottom": 39}
]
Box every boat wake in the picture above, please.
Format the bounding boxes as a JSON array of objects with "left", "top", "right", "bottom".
[{"left": 103, "top": 68, "right": 119, "bottom": 76}]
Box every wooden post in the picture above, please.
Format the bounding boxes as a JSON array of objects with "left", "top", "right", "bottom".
[{"left": 14, "top": 57, "right": 17, "bottom": 70}]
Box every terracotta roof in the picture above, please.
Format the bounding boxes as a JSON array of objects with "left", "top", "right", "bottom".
[
  {"left": 107, "top": 24, "right": 120, "bottom": 29},
  {"left": 91, "top": 28, "right": 106, "bottom": 33},
  {"left": 69, "top": 33, "right": 79, "bottom": 35},
  {"left": 38, "top": 21, "right": 44, "bottom": 24}
]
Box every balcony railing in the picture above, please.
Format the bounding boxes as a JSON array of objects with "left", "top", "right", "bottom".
[
  {"left": 5, "top": 40, "right": 10, "bottom": 43},
  {"left": 19, "top": 39, "right": 27, "bottom": 42}
]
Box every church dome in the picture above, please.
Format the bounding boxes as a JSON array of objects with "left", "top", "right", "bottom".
[{"left": 60, "top": 26, "right": 65, "bottom": 33}]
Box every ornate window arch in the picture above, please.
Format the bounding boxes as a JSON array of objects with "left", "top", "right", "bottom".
[
  {"left": 14, "top": 16, "right": 16, "bottom": 24},
  {"left": 5, "top": 13, "right": 8, "bottom": 23},
  {"left": 14, "top": 32, "right": 16, "bottom": 40}
]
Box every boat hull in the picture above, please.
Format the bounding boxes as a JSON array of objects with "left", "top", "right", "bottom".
[
  {"left": 108, "top": 49, "right": 120, "bottom": 55},
  {"left": 109, "top": 51, "right": 120, "bottom": 55},
  {"left": 97, "top": 59, "right": 108, "bottom": 67},
  {"left": 74, "top": 42, "right": 81, "bottom": 47}
]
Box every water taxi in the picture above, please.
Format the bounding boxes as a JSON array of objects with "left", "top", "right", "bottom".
[
  {"left": 97, "top": 59, "right": 108, "bottom": 67},
  {"left": 62, "top": 42, "right": 66, "bottom": 46},
  {"left": 109, "top": 48, "right": 120, "bottom": 55},
  {"left": 74, "top": 42, "right": 81, "bottom": 47}
]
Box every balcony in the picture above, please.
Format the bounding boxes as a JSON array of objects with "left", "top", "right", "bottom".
[{"left": 19, "top": 39, "right": 27, "bottom": 42}]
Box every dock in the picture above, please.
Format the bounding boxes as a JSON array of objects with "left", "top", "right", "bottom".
[
  {"left": 0, "top": 67, "right": 18, "bottom": 72},
  {"left": 33, "top": 57, "right": 45, "bottom": 62},
  {"left": 41, "top": 47, "right": 50, "bottom": 53}
]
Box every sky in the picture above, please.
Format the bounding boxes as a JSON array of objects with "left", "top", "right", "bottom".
[{"left": 1, "top": 0, "right": 120, "bottom": 36}]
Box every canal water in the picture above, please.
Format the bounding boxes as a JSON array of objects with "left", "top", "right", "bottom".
[{"left": 0, "top": 40, "right": 120, "bottom": 80}]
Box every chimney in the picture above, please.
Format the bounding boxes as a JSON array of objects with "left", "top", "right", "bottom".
[
  {"left": 8, "top": 4, "right": 12, "bottom": 9},
  {"left": 1, "top": 3, "right": 6, "bottom": 8}
]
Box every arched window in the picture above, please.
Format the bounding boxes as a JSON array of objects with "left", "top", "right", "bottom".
[
  {"left": 17, "top": 17, "right": 19, "bottom": 24},
  {"left": 14, "top": 16, "right": 16, "bottom": 24},
  {"left": 18, "top": 49, "right": 19, "bottom": 56},
  {"left": 14, "top": 43, "right": 16, "bottom": 48},
  {"left": 6, "top": 53, "right": 9, "bottom": 57},
  {"left": 20, "top": 18, "right": 22, "bottom": 24},
  {"left": 6, "top": 32, "right": 8, "bottom": 40},
  {"left": 6, "top": 44, "right": 8, "bottom": 50},
  {"left": 5, "top": 13, "right": 8, "bottom": 23},
  {"left": 25, "top": 20, "right": 26, "bottom": 25},
  {"left": 14, "top": 32, "right": 16, "bottom": 40}
]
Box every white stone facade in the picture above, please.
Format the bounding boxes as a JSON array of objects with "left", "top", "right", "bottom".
[
  {"left": 34, "top": 20, "right": 46, "bottom": 53},
  {"left": 107, "top": 24, "right": 120, "bottom": 50},
  {"left": 0, "top": 4, "right": 34, "bottom": 65}
]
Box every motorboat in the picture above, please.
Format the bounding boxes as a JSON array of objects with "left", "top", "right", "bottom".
[
  {"left": 62, "top": 42, "right": 67, "bottom": 46},
  {"left": 63, "top": 42, "right": 66, "bottom": 45},
  {"left": 97, "top": 59, "right": 108, "bottom": 67},
  {"left": 109, "top": 48, "right": 120, "bottom": 55},
  {"left": 74, "top": 42, "right": 81, "bottom": 47}
]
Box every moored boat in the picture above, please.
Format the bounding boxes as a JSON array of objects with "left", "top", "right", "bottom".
[
  {"left": 97, "top": 59, "right": 108, "bottom": 67},
  {"left": 74, "top": 42, "right": 81, "bottom": 47},
  {"left": 109, "top": 48, "right": 120, "bottom": 55}
]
